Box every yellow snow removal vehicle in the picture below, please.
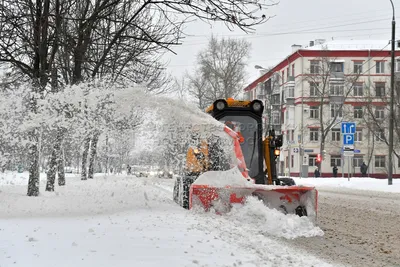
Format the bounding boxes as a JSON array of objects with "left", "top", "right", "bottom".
[{"left": 173, "top": 98, "right": 318, "bottom": 220}]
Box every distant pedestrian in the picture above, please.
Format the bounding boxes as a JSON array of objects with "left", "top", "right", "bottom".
[
  {"left": 332, "top": 164, "right": 338, "bottom": 177},
  {"left": 314, "top": 168, "right": 320, "bottom": 178},
  {"left": 127, "top": 165, "right": 132, "bottom": 175},
  {"left": 360, "top": 162, "right": 367, "bottom": 177}
]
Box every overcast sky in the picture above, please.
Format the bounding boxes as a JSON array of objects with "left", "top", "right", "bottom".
[{"left": 163, "top": 0, "right": 400, "bottom": 85}]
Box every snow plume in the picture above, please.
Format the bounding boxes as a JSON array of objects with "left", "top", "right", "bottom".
[{"left": 0, "top": 78, "right": 234, "bottom": 172}]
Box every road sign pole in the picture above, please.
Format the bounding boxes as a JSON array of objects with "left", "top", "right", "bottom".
[{"left": 342, "top": 153, "right": 344, "bottom": 178}]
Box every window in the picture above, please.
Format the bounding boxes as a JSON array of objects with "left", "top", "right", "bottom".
[
  {"left": 330, "top": 104, "right": 343, "bottom": 118},
  {"left": 309, "top": 155, "right": 317, "bottom": 167},
  {"left": 287, "top": 86, "right": 294, "bottom": 98},
  {"left": 287, "top": 67, "right": 290, "bottom": 78},
  {"left": 354, "top": 106, "right": 363, "bottom": 118},
  {"left": 353, "top": 156, "right": 363, "bottom": 167},
  {"left": 375, "top": 82, "right": 385, "bottom": 97},
  {"left": 376, "top": 61, "right": 385, "bottom": 74},
  {"left": 331, "top": 62, "right": 344, "bottom": 72},
  {"left": 272, "top": 112, "right": 280, "bottom": 125},
  {"left": 291, "top": 155, "right": 294, "bottom": 168},
  {"left": 375, "top": 129, "right": 385, "bottom": 141},
  {"left": 290, "top": 130, "right": 295, "bottom": 142},
  {"left": 271, "top": 94, "right": 280, "bottom": 105},
  {"left": 331, "top": 129, "right": 340, "bottom": 141},
  {"left": 292, "top": 64, "right": 295, "bottom": 76},
  {"left": 310, "top": 82, "right": 319, "bottom": 96},
  {"left": 375, "top": 106, "right": 385, "bottom": 119},
  {"left": 396, "top": 59, "right": 400, "bottom": 72},
  {"left": 353, "top": 83, "right": 364, "bottom": 96},
  {"left": 375, "top": 155, "right": 386, "bottom": 168},
  {"left": 354, "top": 61, "right": 363, "bottom": 73},
  {"left": 310, "top": 61, "right": 320, "bottom": 74},
  {"left": 282, "top": 70, "right": 285, "bottom": 83},
  {"left": 331, "top": 156, "right": 341, "bottom": 167},
  {"left": 330, "top": 84, "right": 344, "bottom": 96},
  {"left": 310, "top": 129, "right": 319, "bottom": 141},
  {"left": 310, "top": 106, "right": 319, "bottom": 119},
  {"left": 354, "top": 130, "right": 363, "bottom": 142}
]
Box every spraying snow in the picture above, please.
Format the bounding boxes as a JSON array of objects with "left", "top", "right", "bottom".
[{"left": 193, "top": 166, "right": 252, "bottom": 187}]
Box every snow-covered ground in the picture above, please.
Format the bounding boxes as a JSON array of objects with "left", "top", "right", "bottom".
[
  {"left": 292, "top": 176, "right": 400, "bottom": 193},
  {"left": 0, "top": 172, "right": 335, "bottom": 267}
]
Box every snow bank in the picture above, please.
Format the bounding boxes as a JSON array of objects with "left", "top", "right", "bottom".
[
  {"left": 193, "top": 167, "right": 252, "bottom": 187},
  {"left": 293, "top": 177, "right": 400, "bottom": 193}
]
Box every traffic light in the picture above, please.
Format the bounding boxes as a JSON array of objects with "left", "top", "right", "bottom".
[
  {"left": 275, "top": 134, "right": 283, "bottom": 148},
  {"left": 316, "top": 153, "right": 322, "bottom": 164}
]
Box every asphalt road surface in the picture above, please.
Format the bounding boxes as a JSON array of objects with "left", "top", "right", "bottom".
[{"left": 284, "top": 188, "right": 400, "bottom": 267}]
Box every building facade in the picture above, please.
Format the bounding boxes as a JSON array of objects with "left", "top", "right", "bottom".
[{"left": 244, "top": 39, "right": 400, "bottom": 178}]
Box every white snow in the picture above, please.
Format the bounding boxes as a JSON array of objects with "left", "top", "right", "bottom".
[
  {"left": 292, "top": 177, "right": 400, "bottom": 193},
  {"left": 193, "top": 167, "right": 252, "bottom": 187},
  {"left": 0, "top": 172, "right": 335, "bottom": 267},
  {"left": 304, "top": 39, "right": 394, "bottom": 51}
]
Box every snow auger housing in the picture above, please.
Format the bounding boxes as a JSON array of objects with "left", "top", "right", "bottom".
[{"left": 173, "top": 98, "right": 318, "bottom": 220}]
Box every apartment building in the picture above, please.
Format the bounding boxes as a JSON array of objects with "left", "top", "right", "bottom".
[{"left": 244, "top": 39, "right": 400, "bottom": 178}]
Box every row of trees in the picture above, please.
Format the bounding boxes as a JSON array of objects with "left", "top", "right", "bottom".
[{"left": 0, "top": 0, "right": 272, "bottom": 196}]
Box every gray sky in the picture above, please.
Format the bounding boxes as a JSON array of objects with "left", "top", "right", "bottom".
[{"left": 163, "top": 0, "right": 400, "bottom": 85}]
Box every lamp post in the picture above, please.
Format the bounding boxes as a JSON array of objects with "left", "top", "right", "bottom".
[{"left": 388, "top": 0, "right": 395, "bottom": 185}]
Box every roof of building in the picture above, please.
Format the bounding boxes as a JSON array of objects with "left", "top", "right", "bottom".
[
  {"left": 244, "top": 39, "right": 399, "bottom": 92},
  {"left": 304, "top": 39, "right": 392, "bottom": 51}
]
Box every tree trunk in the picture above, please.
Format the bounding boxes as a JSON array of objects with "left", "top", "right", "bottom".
[
  {"left": 81, "top": 136, "right": 91, "bottom": 180},
  {"left": 27, "top": 129, "right": 40, "bottom": 196},
  {"left": 57, "top": 129, "right": 66, "bottom": 186},
  {"left": 88, "top": 132, "right": 100, "bottom": 179},
  {"left": 45, "top": 148, "right": 57, "bottom": 191}
]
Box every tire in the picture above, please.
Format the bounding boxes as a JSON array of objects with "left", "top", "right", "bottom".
[
  {"left": 278, "top": 177, "right": 296, "bottom": 186},
  {"left": 173, "top": 177, "right": 180, "bottom": 204},
  {"left": 173, "top": 176, "right": 195, "bottom": 209}
]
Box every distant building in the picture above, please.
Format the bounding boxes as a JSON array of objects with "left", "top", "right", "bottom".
[{"left": 244, "top": 39, "right": 400, "bottom": 178}]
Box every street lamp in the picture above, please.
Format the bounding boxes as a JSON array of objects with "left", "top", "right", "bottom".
[{"left": 388, "top": 0, "right": 395, "bottom": 185}]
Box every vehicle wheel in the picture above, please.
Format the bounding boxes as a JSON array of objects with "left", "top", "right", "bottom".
[
  {"left": 173, "top": 177, "right": 180, "bottom": 204},
  {"left": 181, "top": 177, "right": 191, "bottom": 209},
  {"left": 279, "top": 177, "right": 296, "bottom": 186},
  {"left": 295, "top": 205, "right": 307, "bottom": 217}
]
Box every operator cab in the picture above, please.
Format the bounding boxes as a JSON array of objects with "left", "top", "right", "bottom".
[{"left": 206, "top": 98, "right": 266, "bottom": 184}]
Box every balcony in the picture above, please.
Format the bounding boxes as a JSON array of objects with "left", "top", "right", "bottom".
[{"left": 285, "top": 85, "right": 295, "bottom": 105}]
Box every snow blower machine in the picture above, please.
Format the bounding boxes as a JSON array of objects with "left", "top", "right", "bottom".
[{"left": 173, "top": 98, "right": 318, "bottom": 221}]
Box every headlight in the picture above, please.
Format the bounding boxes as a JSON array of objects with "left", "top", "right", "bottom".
[
  {"left": 215, "top": 100, "right": 227, "bottom": 111},
  {"left": 193, "top": 148, "right": 200, "bottom": 154},
  {"left": 251, "top": 100, "right": 263, "bottom": 112}
]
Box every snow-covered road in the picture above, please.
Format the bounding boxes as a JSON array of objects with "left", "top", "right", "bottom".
[
  {"left": 284, "top": 187, "right": 400, "bottom": 267},
  {"left": 0, "top": 173, "right": 331, "bottom": 267}
]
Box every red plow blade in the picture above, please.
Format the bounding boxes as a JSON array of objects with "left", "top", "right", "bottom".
[{"left": 190, "top": 184, "right": 318, "bottom": 222}]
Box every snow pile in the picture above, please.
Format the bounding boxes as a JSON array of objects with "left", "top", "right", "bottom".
[
  {"left": 293, "top": 177, "right": 400, "bottom": 193},
  {"left": 225, "top": 196, "right": 323, "bottom": 239},
  {"left": 193, "top": 167, "right": 252, "bottom": 187}
]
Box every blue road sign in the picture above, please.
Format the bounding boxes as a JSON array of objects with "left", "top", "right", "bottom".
[
  {"left": 341, "top": 122, "right": 356, "bottom": 134},
  {"left": 343, "top": 134, "right": 355, "bottom": 145}
]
